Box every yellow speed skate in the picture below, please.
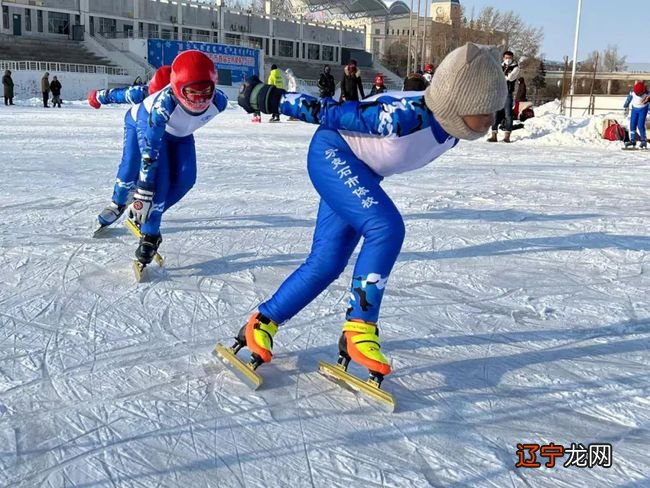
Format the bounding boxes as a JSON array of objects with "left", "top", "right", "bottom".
[
  {"left": 214, "top": 312, "right": 278, "bottom": 390},
  {"left": 319, "top": 320, "right": 396, "bottom": 412}
]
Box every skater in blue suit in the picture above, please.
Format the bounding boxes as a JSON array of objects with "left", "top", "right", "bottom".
[
  {"left": 624, "top": 81, "right": 650, "bottom": 149},
  {"left": 233, "top": 43, "right": 507, "bottom": 384},
  {"left": 90, "top": 66, "right": 171, "bottom": 228},
  {"left": 89, "top": 51, "right": 228, "bottom": 266}
]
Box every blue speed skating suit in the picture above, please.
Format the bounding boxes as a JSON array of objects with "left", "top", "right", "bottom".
[
  {"left": 258, "top": 91, "right": 459, "bottom": 325},
  {"left": 97, "top": 85, "right": 228, "bottom": 236}
]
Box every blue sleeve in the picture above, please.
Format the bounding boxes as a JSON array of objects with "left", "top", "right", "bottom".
[
  {"left": 278, "top": 92, "right": 434, "bottom": 137},
  {"left": 212, "top": 89, "right": 229, "bottom": 112},
  {"left": 624, "top": 93, "right": 633, "bottom": 108},
  {"left": 97, "top": 85, "right": 149, "bottom": 105},
  {"left": 136, "top": 88, "right": 177, "bottom": 190}
]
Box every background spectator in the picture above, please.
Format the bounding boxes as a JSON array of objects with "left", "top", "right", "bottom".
[
  {"left": 423, "top": 63, "right": 435, "bottom": 85},
  {"left": 41, "top": 72, "right": 50, "bottom": 108},
  {"left": 340, "top": 59, "right": 364, "bottom": 101},
  {"left": 50, "top": 75, "right": 62, "bottom": 108},
  {"left": 369, "top": 73, "right": 387, "bottom": 97},
  {"left": 2, "top": 70, "right": 14, "bottom": 105},
  {"left": 267, "top": 64, "right": 284, "bottom": 122},
  {"left": 318, "top": 65, "right": 336, "bottom": 98},
  {"left": 403, "top": 71, "right": 428, "bottom": 91},
  {"left": 488, "top": 50, "right": 520, "bottom": 143}
]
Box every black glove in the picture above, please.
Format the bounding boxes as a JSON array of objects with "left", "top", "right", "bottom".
[{"left": 238, "top": 76, "right": 284, "bottom": 114}]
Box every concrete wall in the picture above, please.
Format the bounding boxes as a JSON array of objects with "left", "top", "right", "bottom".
[{"left": 7, "top": 70, "right": 133, "bottom": 100}]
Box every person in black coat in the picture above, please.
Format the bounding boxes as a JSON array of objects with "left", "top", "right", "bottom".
[
  {"left": 402, "top": 71, "right": 428, "bottom": 91},
  {"left": 50, "top": 76, "right": 62, "bottom": 108},
  {"left": 318, "top": 65, "right": 336, "bottom": 98},
  {"left": 339, "top": 59, "right": 364, "bottom": 101},
  {"left": 2, "top": 69, "right": 14, "bottom": 105}
]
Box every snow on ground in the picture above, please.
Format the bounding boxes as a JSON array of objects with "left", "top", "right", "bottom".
[{"left": 0, "top": 103, "right": 649, "bottom": 487}]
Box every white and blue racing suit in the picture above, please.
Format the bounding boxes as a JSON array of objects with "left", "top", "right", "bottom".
[{"left": 257, "top": 91, "right": 459, "bottom": 325}]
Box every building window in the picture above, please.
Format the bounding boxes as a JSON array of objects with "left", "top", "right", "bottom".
[
  {"left": 161, "top": 28, "right": 172, "bottom": 40},
  {"left": 182, "top": 27, "right": 192, "bottom": 40},
  {"left": 148, "top": 23, "right": 158, "bottom": 38},
  {"left": 248, "top": 36, "right": 263, "bottom": 50},
  {"left": 25, "top": 9, "right": 31, "bottom": 31},
  {"left": 2, "top": 7, "right": 8, "bottom": 30},
  {"left": 374, "top": 28, "right": 380, "bottom": 35},
  {"left": 322, "top": 45, "right": 334, "bottom": 61},
  {"left": 307, "top": 43, "right": 320, "bottom": 60},
  {"left": 48, "top": 11, "right": 70, "bottom": 35},
  {"left": 277, "top": 39, "right": 294, "bottom": 58},
  {"left": 98, "top": 17, "right": 116, "bottom": 35},
  {"left": 37, "top": 10, "right": 43, "bottom": 32},
  {"left": 196, "top": 29, "right": 210, "bottom": 42}
]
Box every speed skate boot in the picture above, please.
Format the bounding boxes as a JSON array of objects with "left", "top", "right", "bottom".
[
  {"left": 97, "top": 201, "right": 127, "bottom": 227},
  {"left": 338, "top": 320, "right": 391, "bottom": 387},
  {"left": 135, "top": 234, "right": 162, "bottom": 265},
  {"left": 232, "top": 312, "right": 279, "bottom": 369},
  {"left": 640, "top": 140, "right": 648, "bottom": 150},
  {"left": 625, "top": 139, "right": 637, "bottom": 149}
]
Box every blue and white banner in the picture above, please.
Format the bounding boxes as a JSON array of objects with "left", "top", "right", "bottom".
[{"left": 147, "top": 39, "right": 262, "bottom": 85}]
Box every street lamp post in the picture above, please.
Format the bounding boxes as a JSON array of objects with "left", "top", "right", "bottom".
[
  {"left": 407, "top": 0, "right": 414, "bottom": 74},
  {"left": 569, "top": 0, "right": 583, "bottom": 117}
]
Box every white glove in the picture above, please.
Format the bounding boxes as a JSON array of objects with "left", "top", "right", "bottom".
[{"left": 128, "top": 187, "right": 154, "bottom": 225}]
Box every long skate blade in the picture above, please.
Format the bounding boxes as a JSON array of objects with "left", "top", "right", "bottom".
[
  {"left": 125, "top": 219, "right": 165, "bottom": 267},
  {"left": 132, "top": 260, "right": 146, "bottom": 282},
  {"left": 93, "top": 224, "right": 111, "bottom": 238},
  {"left": 319, "top": 360, "right": 396, "bottom": 413},
  {"left": 214, "top": 343, "right": 262, "bottom": 390}
]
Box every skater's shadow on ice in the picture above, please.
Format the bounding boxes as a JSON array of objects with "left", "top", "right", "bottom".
[
  {"left": 390, "top": 318, "right": 650, "bottom": 392},
  {"left": 399, "top": 231, "right": 650, "bottom": 262},
  {"left": 176, "top": 231, "right": 650, "bottom": 277},
  {"left": 162, "top": 213, "right": 314, "bottom": 234},
  {"left": 404, "top": 208, "right": 600, "bottom": 223},
  {"left": 170, "top": 252, "right": 306, "bottom": 276}
]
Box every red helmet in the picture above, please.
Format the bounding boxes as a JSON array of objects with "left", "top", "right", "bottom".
[
  {"left": 374, "top": 73, "right": 385, "bottom": 86},
  {"left": 633, "top": 81, "right": 646, "bottom": 96},
  {"left": 424, "top": 63, "right": 434, "bottom": 73},
  {"left": 148, "top": 65, "right": 171, "bottom": 95},
  {"left": 170, "top": 50, "right": 217, "bottom": 113}
]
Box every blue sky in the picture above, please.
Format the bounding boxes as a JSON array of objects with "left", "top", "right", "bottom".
[{"left": 421, "top": 0, "right": 646, "bottom": 63}]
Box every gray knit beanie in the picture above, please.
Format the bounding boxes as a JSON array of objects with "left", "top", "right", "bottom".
[{"left": 424, "top": 43, "right": 507, "bottom": 140}]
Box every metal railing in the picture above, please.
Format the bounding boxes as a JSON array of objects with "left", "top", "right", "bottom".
[{"left": 0, "top": 59, "right": 129, "bottom": 76}]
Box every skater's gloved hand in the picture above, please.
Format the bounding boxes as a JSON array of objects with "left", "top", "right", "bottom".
[
  {"left": 238, "top": 76, "right": 284, "bottom": 114},
  {"left": 624, "top": 107, "right": 629, "bottom": 117},
  {"left": 128, "top": 186, "right": 154, "bottom": 226},
  {"left": 88, "top": 90, "right": 101, "bottom": 109}
]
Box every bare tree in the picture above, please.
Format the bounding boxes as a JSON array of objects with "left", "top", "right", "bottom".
[
  {"left": 601, "top": 45, "right": 627, "bottom": 72},
  {"left": 461, "top": 6, "right": 544, "bottom": 60}
]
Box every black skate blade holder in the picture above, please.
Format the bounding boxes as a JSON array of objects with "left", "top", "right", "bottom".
[
  {"left": 336, "top": 352, "right": 384, "bottom": 388},
  {"left": 230, "top": 338, "right": 264, "bottom": 371}
]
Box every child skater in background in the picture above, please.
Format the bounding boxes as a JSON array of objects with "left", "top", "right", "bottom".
[
  {"left": 623, "top": 81, "right": 650, "bottom": 149},
  {"left": 87, "top": 51, "right": 228, "bottom": 275}
]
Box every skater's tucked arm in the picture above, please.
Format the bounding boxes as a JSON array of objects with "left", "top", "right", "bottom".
[
  {"left": 136, "top": 89, "right": 176, "bottom": 188},
  {"left": 212, "top": 88, "right": 229, "bottom": 112},
  {"left": 624, "top": 93, "right": 633, "bottom": 109},
  {"left": 279, "top": 93, "right": 436, "bottom": 137},
  {"left": 239, "top": 76, "right": 436, "bottom": 137},
  {"left": 90, "top": 85, "right": 149, "bottom": 108}
]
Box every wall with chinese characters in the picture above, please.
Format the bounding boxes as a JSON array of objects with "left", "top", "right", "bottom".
[{"left": 147, "top": 39, "right": 262, "bottom": 86}]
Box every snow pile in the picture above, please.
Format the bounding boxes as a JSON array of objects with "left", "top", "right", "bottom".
[{"left": 513, "top": 100, "right": 626, "bottom": 148}]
